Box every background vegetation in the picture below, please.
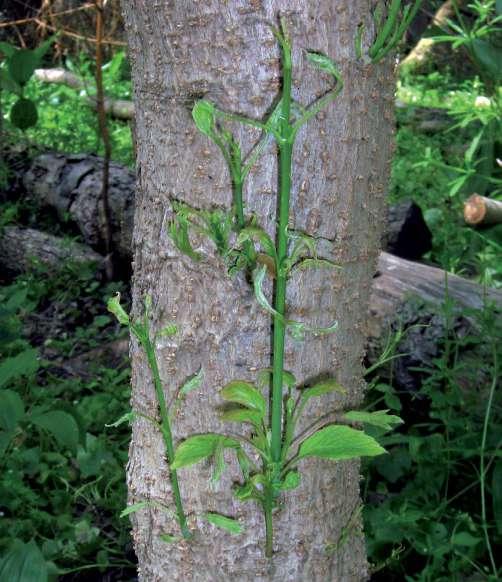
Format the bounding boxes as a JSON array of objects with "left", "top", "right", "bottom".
[{"left": 0, "top": 1, "right": 500, "bottom": 580}]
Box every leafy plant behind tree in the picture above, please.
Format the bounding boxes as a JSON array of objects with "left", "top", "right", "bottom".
[{"left": 0, "top": 37, "right": 55, "bottom": 130}]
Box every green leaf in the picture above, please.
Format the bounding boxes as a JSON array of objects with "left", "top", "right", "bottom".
[
  {"left": 0, "top": 348, "right": 39, "bottom": 388},
  {"left": 237, "top": 227, "right": 277, "bottom": 261},
  {"left": 221, "top": 407, "right": 263, "bottom": 428},
  {"left": 0, "top": 389, "right": 24, "bottom": 431},
  {"left": 120, "top": 502, "right": 149, "bottom": 518},
  {"left": 10, "top": 97, "right": 38, "bottom": 130},
  {"left": 281, "top": 470, "right": 301, "bottom": 490},
  {"left": 204, "top": 512, "right": 243, "bottom": 534},
  {"left": 257, "top": 368, "right": 296, "bottom": 389},
  {"left": 168, "top": 215, "right": 202, "bottom": 261},
  {"left": 0, "top": 540, "right": 48, "bottom": 582},
  {"left": 497, "top": 0, "right": 502, "bottom": 15},
  {"left": 8, "top": 49, "right": 39, "bottom": 85},
  {"left": 171, "top": 434, "right": 238, "bottom": 469},
  {"left": 179, "top": 368, "right": 204, "bottom": 397},
  {"left": 493, "top": 461, "right": 502, "bottom": 534},
  {"left": 192, "top": 100, "right": 216, "bottom": 136},
  {"left": 107, "top": 292, "right": 130, "bottom": 326},
  {"left": 298, "top": 425, "right": 386, "bottom": 461},
  {"left": 220, "top": 380, "right": 266, "bottom": 415},
  {"left": 120, "top": 500, "right": 173, "bottom": 519},
  {"left": 300, "top": 379, "right": 346, "bottom": 403},
  {"left": 33, "top": 35, "right": 56, "bottom": 61},
  {"left": 344, "top": 410, "right": 403, "bottom": 432},
  {"left": 0, "top": 42, "right": 16, "bottom": 58},
  {"left": 31, "top": 410, "right": 80, "bottom": 452},
  {"left": 471, "top": 39, "right": 502, "bottom": 80},
  {"left": 306, "top": 51, "right": 342, "bottom": 83}
]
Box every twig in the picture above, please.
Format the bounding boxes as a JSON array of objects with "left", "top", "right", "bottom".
[{"left": 94, "top": 0, "right": 114, "bottom": 279}]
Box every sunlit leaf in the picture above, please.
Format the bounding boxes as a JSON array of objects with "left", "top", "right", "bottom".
[
  {"left": 280, "top": 470, "right": 301, "bottom": 490},
  {"left": 300, "top": 379, "right": 346, "bottom": 403},
  {"left": 171, "top": 434, "right": 238, "bottom": 469},
  {"left": 299, "top": 425, "right": 386, "bottom": 461},
  {"left": 179, "top": 368, "right": 204, "bottom": 396},
  {"left": 192, "top": 100, "right": 216, "bottom": 136},
  {"left": 204, "top": 512, "right": 243, "bottom": 534},
  {"left": 220, "top": 380, "right": 266, "bottom": 415},
  {"left": 107, "top": 292, "right": 130, "bottom": 326}
]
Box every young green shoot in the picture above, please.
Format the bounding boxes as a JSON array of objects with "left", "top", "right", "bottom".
[{"left": 169, "top": 19, "right": 400, "bottom": 557}]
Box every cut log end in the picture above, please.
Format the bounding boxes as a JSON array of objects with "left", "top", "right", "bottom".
[{"left": 464, "top": 194, "right": 502, "bottom": 226}]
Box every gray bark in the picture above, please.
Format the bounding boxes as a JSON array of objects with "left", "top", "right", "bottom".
[
  {"left": 121, "top": 2, "right": 395, "bottom": 581},
  {"left": 0, "top": 226, "right": 105, "bottom": 275}
]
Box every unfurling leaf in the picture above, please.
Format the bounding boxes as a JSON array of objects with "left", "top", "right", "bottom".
[
  {"left": 107, "top": 293, "right": 130, "bottom": 326},
  {"left": 344, "top": 410, "right": 403, "bottom": 432},
  {"left": 237, "top": 227, "right": 277, "bottom": 261},
  {"left": 204, "top": 512, "right": 244, "bottom": 534},
  {"left": 300, "top": 379, "right": 346, "bottom": 403},
  {"left": 306, "top": 51, "right": 342, "bottom": 83},
  {"left": 192, "top": 100, "right": 216, "bottom": 136},
  {"left": 220, "top": 380, "right": 266, "bottom": 416},
  {"left": 179, "top": 368, "right": 204, "bottom": 396},
  {"left": 171, "top": 434, "right": 238, "bottom": 469},
  {"left": 106, "top": 411, "right": 136, "bottom": 428},
  {"left": 298, "top": 425, "right": 386, "bottom": 461}
]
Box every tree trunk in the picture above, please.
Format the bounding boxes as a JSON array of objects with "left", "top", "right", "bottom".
[{"left": 120, "top": 2, "right": 394, "bottom": 580}]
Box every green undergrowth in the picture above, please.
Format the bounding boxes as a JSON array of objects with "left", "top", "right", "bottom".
[
  {"left": 0, "top": 262, "right": 136, "bottom": 581},
  {"left": 363, "top": 294, "right": 502, "bottom": 581}
]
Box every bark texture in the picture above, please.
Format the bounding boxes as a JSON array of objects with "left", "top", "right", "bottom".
[
  {"left": 121, "top": 2, "right": 395, "bottom": 580},
  {"left": 0, "top": 226, "right": 105, "bottom": 275}
]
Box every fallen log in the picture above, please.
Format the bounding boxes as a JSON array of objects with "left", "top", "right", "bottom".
[
  {"left": 368, "top": 252, "right": 502, "bottom": 390},
  {"left": 0, "top": 226, "right": 105, "bottom": 276},
  {"left": 34, "top": 68, "right": 134, "bottom": 120},
  {"left": 22, "top": 152, "right": 135, "bottom": 261},
  {"left": 464, "top": 194, "right": 502, "bottom": 226}
]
